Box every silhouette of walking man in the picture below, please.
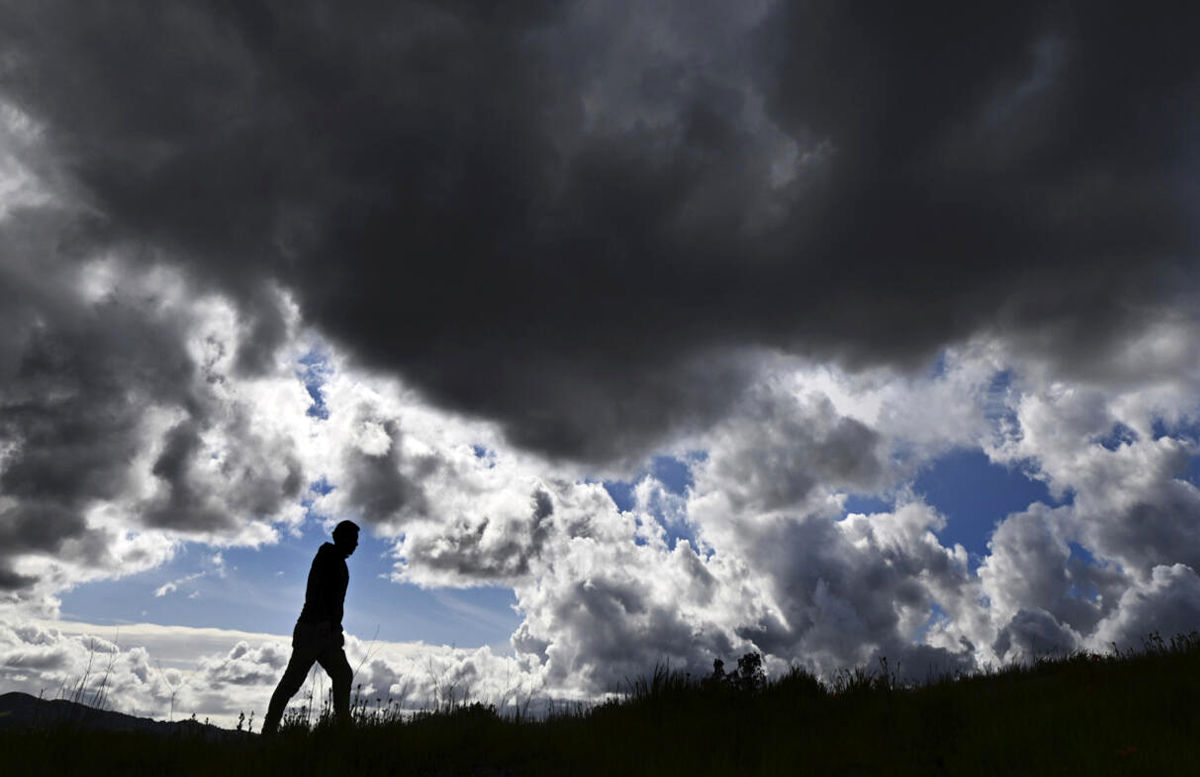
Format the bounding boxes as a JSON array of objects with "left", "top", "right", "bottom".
[{"left": 262, "top": 519, "right": 360, "bottom": 735}]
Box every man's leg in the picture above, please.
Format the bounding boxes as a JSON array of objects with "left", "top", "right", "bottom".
[
  {"left": 316, "top": 644, "right": 353, "bottom": 726},
  {"left": 262, "top": 629, "right": 319, "bottom": 735}
]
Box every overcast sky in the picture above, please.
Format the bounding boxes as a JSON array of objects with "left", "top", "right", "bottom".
[{"left": 2, "top": 0, "right": 1200, "bottom": 727}]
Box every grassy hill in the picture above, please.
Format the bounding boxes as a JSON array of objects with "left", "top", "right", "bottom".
[{"left": 4, "top": 632, "right": 1198, "bottom": 776}]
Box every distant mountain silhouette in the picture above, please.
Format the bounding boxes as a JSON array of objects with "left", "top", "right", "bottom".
[{"left": 0, "top": 692, "right": 238, "bottom": 738}]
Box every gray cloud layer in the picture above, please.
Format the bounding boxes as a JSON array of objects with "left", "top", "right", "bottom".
[{"left": 2, "top": 0, "right": 1195, "bottom": 461}]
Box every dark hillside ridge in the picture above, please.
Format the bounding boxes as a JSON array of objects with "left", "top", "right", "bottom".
[
  {"left": 4, "top": 634, "right": 1199, "bottom": 775},
  {"left": 0, "top": 692, "right": 235, "bottom": 738}
]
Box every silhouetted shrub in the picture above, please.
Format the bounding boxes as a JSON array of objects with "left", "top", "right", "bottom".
[
  {"left": 706, "top": 652, "right": 767, "bottom": 693},
  {"left": 735, "top": 652, "right": 766, "bottom": 692}
]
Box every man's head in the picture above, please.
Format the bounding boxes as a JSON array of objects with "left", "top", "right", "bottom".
[{"left": 332, "top": 520, "right": 360, "bottom": 558}]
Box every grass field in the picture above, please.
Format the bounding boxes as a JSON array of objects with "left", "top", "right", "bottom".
[{"left": 5, "top": 632, "right": 1198, "bottom": 776}]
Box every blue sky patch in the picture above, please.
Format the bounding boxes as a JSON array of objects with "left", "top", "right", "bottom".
[
  {"left": 59, "top": 516, "right": 522, "bottom": 649},
  {"left": 928, "top": 350, "right": 949, "bottom": 379},
  {"left": 1096, "top": 422, "right": 1139, "bottom": 451},
  {"left": 983, "top": 370, "right": 1020, "bottom": 445},
  {"left": 1065, "top": 543, "right": 1107, "bottom": 602},
  {"left": 650, "top": 455, "right": 694, "bottom": 495},
  {"left": 297, "top": 349, "right": 331, "bottom": 420},
  {"left": 1152, "top": 414, "right": 1200, "bottom": 442},
  {"left": 1184, "top": 455, "right": 1200, "bottom": 488},
  {"left": 471, "top": 444, "right": 497, "bottom": 468},
  {"left": 914, "top": 448, "right": 1059, "bottom": 558},
  {"left": 601, "top": 480, "right": 636, "bottom": 513},
  {"left": 602, "top": 453, "right": 700, "bottom": 550},
  {"left": 1067, "top": 542, "right": 1097, "bottom": 566},
  {"left": 915, "top": 601, "right": 949, "bottom": 641},
  {"left": 602, "top": 453, "right": 697, "bottom": 513},
  {"left": 843, "top": 493, "right": 892, "bottom": 515}
]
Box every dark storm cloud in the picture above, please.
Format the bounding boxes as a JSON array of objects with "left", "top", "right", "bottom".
[
  {"left": 543, "top": 576, "right": 712, "bottom": 689},
  {"left": 399, "top": 487, "right": 554, "bottom": 580},
  {"left": 992, "top": 607, "right": 1079, "bottom": 659},
  {"left": 702, "top": 391, "right": 885, "bottom": 512},
  {"left": 0, "top": 204, "right": 306, "bottom": 592},
  {"left": 732, "top": 510, "right": 958, "bottom": 663},
  {"left": 0, "top": 568, "right": 37, "bottom": 591},
  {"left": 1094, "top": 564, "right": 1200, "bottom": 650},
  {"left": 1, "top": 1, "right": 1197, "bottom": 461},
  {"left": 757, "top": 2, "right": 1200, "bottom": 364},
  {"left": 1085, "top": 484, "right": 1200, "bottom": 576},
  {"left": 142, "top": 409, "right": 305, "bottom": 532},
  {"left": 0, "top": 212, "right": 182, "bottom": 585},
  {"left": 341, "top": 418, "right": 433, "bottom": 528}
]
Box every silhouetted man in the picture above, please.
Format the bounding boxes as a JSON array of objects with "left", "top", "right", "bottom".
[{"left": 262, "top": 519, "right": 360, "bottom": 735}]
